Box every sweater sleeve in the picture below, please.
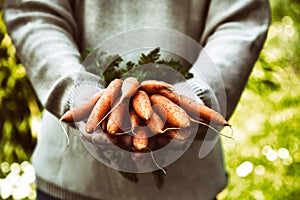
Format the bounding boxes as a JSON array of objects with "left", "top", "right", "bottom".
[
  {"left": 192, "top": 0, "right": 271, "bottom": 119},
  {"left": 3, "top": 0, "right": 101, "bottom": 118}
]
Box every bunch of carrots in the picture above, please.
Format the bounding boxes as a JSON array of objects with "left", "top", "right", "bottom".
[{"left": 60, "top": 77, "right": 230, "bottom": 151}]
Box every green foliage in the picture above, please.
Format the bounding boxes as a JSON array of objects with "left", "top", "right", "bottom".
[
  {"left": 219, "top": 0, "right": 300, "bottom": 199},
  {"left": 124, "top": 47, "right": 193, "bottom": 83},
  {"left": 99, "top": 54, "right": 124, "bottom": 84},
  {"left": 85, "top": 47, "right": 193, "bottom": 84},
  {"left": 0, "top": 10, "right": 41, "bottom": 170},
  {"left": 138, "top": 47, "right": 160, "bottom": 65}
]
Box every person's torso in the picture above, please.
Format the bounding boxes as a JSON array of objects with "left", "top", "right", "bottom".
[
  {"left": 74, "top": 0, "right": 209, "bottom": 51},
  {"left": 32, "top": 1, "right": 228, "bottom": 199}
]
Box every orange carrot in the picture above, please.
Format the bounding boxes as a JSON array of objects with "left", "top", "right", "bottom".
[
  {"left": 133, "top": 127, "right": 149, "bottom": 151},
  {"left": 97, "top": 77, "right": 139, "bottom": 128},
  {"left": 145, "top": 110, "right": 179, "bottom": 135},
  {"left": 132, "top": 90, "right": 153, "bottom": 120},
  {"left": 156, "top": 88, "right": 184, "bottom": 104},
  {"left": 150, "top": 94, "right": 190, "bottom": 128},
  {"left": 107, "top": 98, "right": 128, "bottom": 135},
  {"left": 121, "top": 77, "right": 140, "bottom": 98},
  {"left": 129, "top": 109, "right": 141, "bottom": 133},
  {"left": 139, "top": 80, "right": 173, "bottom": 94},
  {"left": 145, "top": 110, "right": 164, "bottom": 134},
  {"left": 157, "top": 89, "right": 230, "bottom": 126},
  {"left": 165, "top": 129, "right": 185, "bottom": 141},
  {"left": 114, "top": 77, "right": 139, "bottom": 108},
  {"left": 101, "top": 118, "right": 108, "bottom": 132},
  {"left": 85, "top": 79, "right": 123, "bottom": 133},
  {"left": 60, "top": 89, "right": 106, "bottom": 123}
]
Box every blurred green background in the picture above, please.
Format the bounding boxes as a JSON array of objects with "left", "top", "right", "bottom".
[{"left": 0, "top": 0, "right": 299, "bottom": 199}]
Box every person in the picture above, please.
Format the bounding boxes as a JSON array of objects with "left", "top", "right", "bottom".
[{"left": 4, "top": 0, "right": 270, "bottom": 199}]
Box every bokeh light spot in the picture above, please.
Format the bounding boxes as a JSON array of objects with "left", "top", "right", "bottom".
[
  {"left": 254, "top": 165, "right": 265, "bottom": 176},
  {"left": 236, "top": 161, "right": 253, "bottom": 177},
  {"left": 266, "top": 149, "right": 277, "bottom": 162},
  {"left": 277, "top": 148, "right": 289, "bottom": 159}
]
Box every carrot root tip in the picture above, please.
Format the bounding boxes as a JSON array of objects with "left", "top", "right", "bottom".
[
  {"left": 189, "top": 117, "right": 236, "bottom": 143},
  {"left": 114, "top": 131, "right": 128, "bottom": 136},
  {"left": 161, "top": 127, "right": 181, "bottom": 133},
  {"left": 131, "top": 128, "right": 137, "bottom": 136},
  {"left": 221, "top": 125, "right": 236, "bottom": 146},
  {"left": 145, "top": 147, "right": 167, "bottom": 175},
  {"left": 189, "top": 117, "right": 220, "bottom": 134},
  {"left": 59, "top": 118, "right": 70, "bottom": 148}
]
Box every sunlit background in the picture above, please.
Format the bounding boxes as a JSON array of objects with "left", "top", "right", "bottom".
[{"left": 0, "top": 0, "right": 299, "bottom": 199}]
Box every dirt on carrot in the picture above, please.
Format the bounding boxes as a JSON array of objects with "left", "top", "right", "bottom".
[
  {"left": 150, "top": 94, "right": 190, "bottom": 128},
  {"left": 107, "top": 98, "right": 129, "bottom": 135},
  {"left": 133, "top": 127, "right": 149, "bottom": 151},
  {"left": 60, "top": 89, "right": 106, "bottom": 123},
  {"left": 85, "top": 79, "right": 123, "bottom": 133},
  {"left": 157, "top": 88, "right": 230, "bottom": 126},
  {"left": 140, "top": 80, "right": 173, "bottom": 94},
  {"left": 132, "top": 90, "right": 153, "bottom": 120}
]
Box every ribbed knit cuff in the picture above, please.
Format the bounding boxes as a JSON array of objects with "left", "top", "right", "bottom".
[
  {"left": 173, "top": 78, "right": 220, "bottom": 112},
  {"left": 36, "top": 176, "right": 102, "bottom": 200}
]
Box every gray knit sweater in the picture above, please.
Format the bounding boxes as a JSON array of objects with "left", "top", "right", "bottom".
[{"left": 4, "top": 0, "right": 270, "bottom": 199}]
